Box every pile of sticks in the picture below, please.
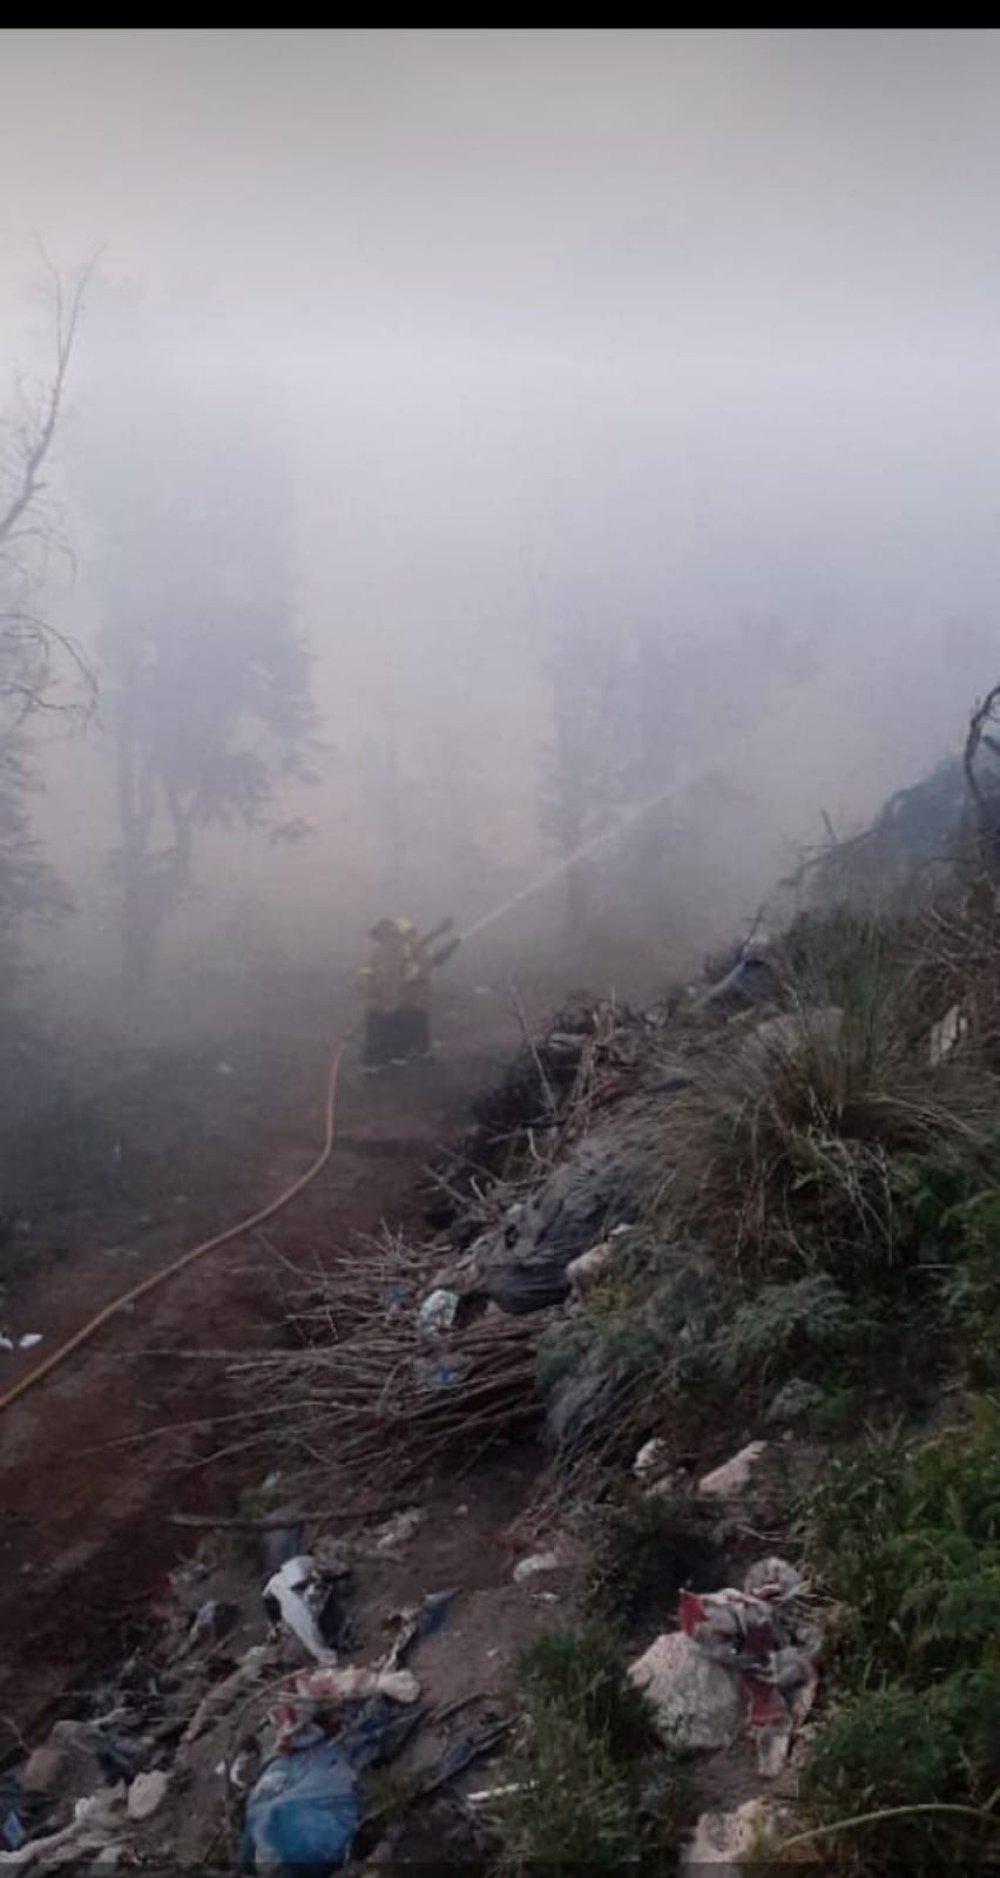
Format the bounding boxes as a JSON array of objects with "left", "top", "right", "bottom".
[{"left": 231, "top": 1227, "right": 551, "bottom": 1496}]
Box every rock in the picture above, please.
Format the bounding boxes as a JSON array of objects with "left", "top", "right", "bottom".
[
  {"left": 127, "top": 1770, "right": 169, "bottom": 1820},
  {"left": 681, "top": 1798, "right": 779, "bottom": 1871},
  {"left": 513, "top": 1550, "right": 561, "bottom": 1585},
  {"left": 698, "top": 1441, "right": 768, "bottom": 1500},
  {"left": 629, "top": 1632, "right": 744, "bottom": 1751}
]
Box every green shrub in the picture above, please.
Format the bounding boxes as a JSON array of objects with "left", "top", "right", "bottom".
[
  {"left": 585, "top": 1492, "right": 722, "bottom": 1638},
  {"left": 805, "top": 1406, "right": 1000, "bottom": 1872},
  {"left": 497, "top": 1625, "right": 685, "bottom": 1874}
]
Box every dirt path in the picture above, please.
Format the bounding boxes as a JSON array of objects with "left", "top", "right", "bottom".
[{"left": 0, "top": 1000, "right": 519, "bottom": 1743}]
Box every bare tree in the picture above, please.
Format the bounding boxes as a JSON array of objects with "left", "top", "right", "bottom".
[
  {"left": 0, "top": 262, "right": 95, "bottom": 956},
  {"left": 963, "top": 680, "right": 1000, "bottom": 878},
  {"left": 0, "top": 261, "right": 94, "bottom": 714}
]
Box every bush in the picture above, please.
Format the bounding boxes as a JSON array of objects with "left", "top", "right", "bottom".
[
  {"left": 585, "top": 1492, "right": 722, "bottom": 1638},
  {"left": 497, "top": 1625, "right": 686, "bottom": 1874},
  {"left": 805, "top": 1406, "right": 1000, "bottom": 1873},
  {"left": 668, "top": 906, "right": 998, "bottom": 1288}
]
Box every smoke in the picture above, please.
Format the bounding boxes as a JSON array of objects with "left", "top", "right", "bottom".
[{"left": 0, "top": 29, "right": 997, "bottom": 1013}]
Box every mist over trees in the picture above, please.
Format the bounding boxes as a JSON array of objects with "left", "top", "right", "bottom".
[
  {"left": 538, "top": 615, "right": 820, "bottom": 941},
  {"left": 74, "top": 302, "right": 318, "bottom": 985}
]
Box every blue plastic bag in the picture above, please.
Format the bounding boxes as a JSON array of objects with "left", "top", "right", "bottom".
[{"left": 241, "top": 1737, "right": 359, "bottom": 1876}]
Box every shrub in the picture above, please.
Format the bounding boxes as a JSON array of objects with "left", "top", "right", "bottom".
[
  {"left": 497, "top": 1625, "right": 686, "bottom": 1874},
  {"left": 805, "top": 1406, "right": 1000, "bottom": 1873},
  {"left": 585, "top": 1492, "right": 722, "bottom": 1638}
]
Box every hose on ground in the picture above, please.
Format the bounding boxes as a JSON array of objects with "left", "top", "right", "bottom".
[{"left": 0, "top": 1034, "right": 350, "bottom": 1418}]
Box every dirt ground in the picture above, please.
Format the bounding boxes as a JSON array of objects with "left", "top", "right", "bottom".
[{"left": 0, "top": 979, "right": 530, "bottom": 1746}]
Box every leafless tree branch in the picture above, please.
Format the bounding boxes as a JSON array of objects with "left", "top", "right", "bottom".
[{"left": 0, "top": 255, "right": 97, "bottom": 551}]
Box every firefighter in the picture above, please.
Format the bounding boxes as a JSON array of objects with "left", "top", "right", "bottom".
[{"left": 358, "top": 917, "right": 459, "bottom": 1071}]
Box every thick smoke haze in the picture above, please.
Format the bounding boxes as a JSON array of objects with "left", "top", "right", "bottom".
[{"left": 1, "top": 29, "right": 999, "bottom": 1011}]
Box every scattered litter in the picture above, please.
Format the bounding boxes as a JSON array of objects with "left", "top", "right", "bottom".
[
  {"left": 229, "top": 1741, "right": 263, "bottom": 1793},
  {"left": 0, "top": 1786, "right": 126, "bottom": 1872},
  {"left": 419, "top": 1358, "right": 468, "bottom": 1389},
  {"left": 292, "top": 1665, "right": 420, "bottom": 1706},
  {"left": 467, "top": 1783, "right": 524, "bottom": 1807},
  {"left": 240, "top": 1737, "right": 358, "bottom": 1876},
  {"left": 186, "top": 1598, "right": 240, "bottom": 1653},
  {"left": 681, "top": 1798, "right": 779, "bottom": 1870},
  {"left": 185, "top": 1643, "right": 274, "bottom": 1744},
  {"left": 633, "top": 1437, "right": 669, "bottom": 1480},
  {"left": 263, "top": 1556, "right": 342, "bottom": 1663},
  {"left": 418, "top": 1715, "right": 512, "bottom": 1792},
  {"left": 22, "top": 1720, "right": 105, "bottom": 1800},
  {"left": 676, "top": 1557, "right": 820, "bottom": 1775},
  {"left": 929, "top": 1002, "right": 968, "bottom": 1066},
  {"left": 381, "top": 1590, "right": 457, "bottom": 1671},
  {"left": 0, "top": 1332, "right": 42, "bottom": 1355},
  {"left": 565, "top": 1241, "right": 612, "bottom": 1297},
  {"left": 414, "top": 1588, "right": 455, "bottom": 1642},
  {"left": 260, "top": 1523, "right": 306, "bottom": 1579},
  {"left": 374, "top": 1508, "right": 424, "bottom": 1553},
  {"left": 337, "top": 1697, "right": 424, "bottom": 1773},
  {"left": 1, "top": 1818, "right": 23, "bottom": 1855},
  {"left": 698, "top": 1441, "right": 768, "bottom": 1500},
  {"left": 513, "top": 1551, "right": 561, "bottom": 1585},
  {"left": 418, "top": 1289, "right": 459, "bottom": 1332},
  {"left": 126, "top": 1769, "right": 169, "bottom": 1821}
]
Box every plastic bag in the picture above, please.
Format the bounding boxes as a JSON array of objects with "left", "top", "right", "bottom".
[{"left": 241, "top": 1737, "right": 358, "bottom": 1876}]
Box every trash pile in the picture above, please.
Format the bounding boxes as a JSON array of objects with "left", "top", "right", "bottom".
[
  {"left": 0, "top": 1514, "right": 506, "bottom": 1874},
  {"left": 630, "top": 1557, "right": 821, "bottom": 1780}
]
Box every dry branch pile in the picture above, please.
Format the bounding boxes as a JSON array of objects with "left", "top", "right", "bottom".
[
  {"left": 233, "top": 1001, "right": 674, "bottom": 1500},
  {"left": 230, "top": 1227, "right": 552, "bottom": 1501}
]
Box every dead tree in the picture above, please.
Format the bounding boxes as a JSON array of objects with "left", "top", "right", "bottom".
[
  {"left": 0, "top": 260, "right": 95, "bottom": 718},
  {"left": 0, "top": 262, "right": 95, "bottom": 960},
  {"left": 963, "top": 682, "right": 1000, "bottom": 879}
]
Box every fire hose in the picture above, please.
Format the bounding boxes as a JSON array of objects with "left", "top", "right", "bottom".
[{"left": 0, "top": 1034, "right": 350, "bottom": 1418}]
